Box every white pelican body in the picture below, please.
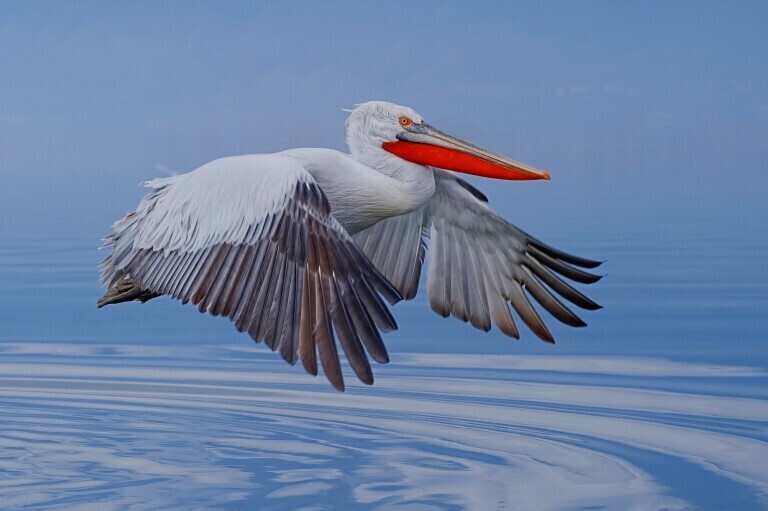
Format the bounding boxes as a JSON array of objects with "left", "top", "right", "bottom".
[{"left": 100, "top": 101, "right": 602, "bottom": 390}]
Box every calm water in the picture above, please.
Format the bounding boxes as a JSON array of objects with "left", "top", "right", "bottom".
[{"left": 1, "top": 216, "right": 767, "bottom": 510}]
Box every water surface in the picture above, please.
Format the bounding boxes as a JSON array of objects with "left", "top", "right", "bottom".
[{"left": 0, "top": 219, "right": 766, "bottom": 510}]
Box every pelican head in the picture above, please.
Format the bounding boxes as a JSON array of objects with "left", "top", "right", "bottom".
[{"left": 346, "top": 101, "right": 550, "bottom": 181}]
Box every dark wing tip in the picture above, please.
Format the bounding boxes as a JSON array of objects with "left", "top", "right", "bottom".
[
  {"left": 574, "top": 257, "right": 603, "bottom": 269},
  {"left": 377, "top": 277, "right": 404, "bottom": 306},
  {"left": 430, "top": 302, "right": 451, "bottom": 318},
  {"left": 531, "top": 249, "right": 604, "bottom": 285},
  {"left": 584, "top": 259, "right": 607, "bottom": 269},
  {"left": 540, "top": 333, "right": 555, "bottom": 344},
  {"left": 529, "top": 239, "right": 603, "bottom": 269}
]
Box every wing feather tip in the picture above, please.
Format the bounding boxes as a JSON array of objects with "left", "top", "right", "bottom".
[
  {"left": 358, "top": 372, "right": 374, "bottom": 386},
  {"left": 538, "top": 332, "right": 556, "bottom": 344},
  {"left": 470, "top": 318, "right": 492, "bottom": 332},
  {"left": 328, "top": 377, "right": 346, "bottom": 392},
  {"left": 578, "top": 297, "right": 603, "bottom": 311},
  {"left": 429, "top": 301, "right": 451, "bottom": 318},
  {"left": 586, "top": 272, "right": 606, "bottom": 283},
  {"left": 302, "top": 360, "right": 319, "bottom": 377},
  {"left": 380, "top": 318, "right": 399, "bottom": 333},
  {"left": 529, "top": 240, "right": 603, "bottom": 269},
  {"left": 590, "top": 274, "right": 605, "bottom": 284}
]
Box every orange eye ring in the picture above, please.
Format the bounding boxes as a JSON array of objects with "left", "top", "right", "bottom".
[{"left": 398, "top": 116, "right": 414, "bottom": 128}]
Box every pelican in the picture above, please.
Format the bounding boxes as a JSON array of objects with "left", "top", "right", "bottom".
[{"left": 99, "top": 101, "right": 602, "bottom": 390}]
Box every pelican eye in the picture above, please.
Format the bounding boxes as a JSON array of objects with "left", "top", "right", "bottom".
[{"left": 399, "top": 116, "right": 414, "bottom": 128}]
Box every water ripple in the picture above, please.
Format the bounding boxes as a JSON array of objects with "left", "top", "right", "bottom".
[{"left": 1, "top": 344, "right": 766, "bottom": 510}]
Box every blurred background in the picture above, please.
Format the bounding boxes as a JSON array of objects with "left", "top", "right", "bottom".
[{"left": 1, "top": 0, "right": 765, "bottom": 238}]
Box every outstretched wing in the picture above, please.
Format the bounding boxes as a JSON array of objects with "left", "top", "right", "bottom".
[
  {"left": 352, "top": 206, "right": 430, "bottom": 300},
  {"left": 99, "top": 155, "right": 401, "bottom": 390},
  {"left": 353, "top": 170, "right": 602, "bottom": 342}
]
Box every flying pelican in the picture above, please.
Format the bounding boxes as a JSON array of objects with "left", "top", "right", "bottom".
[{"left": 99, "top": 101, "right": 602, "bottom": 390}]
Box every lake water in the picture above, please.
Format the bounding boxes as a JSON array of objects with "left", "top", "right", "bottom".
[{"left": 1, "top": 214, "right": 767, "bottom": 510}]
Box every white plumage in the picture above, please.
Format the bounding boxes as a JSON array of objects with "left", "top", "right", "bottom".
[
  {"left": 130, "top": 156, "right": 313, "bottom": 252},
  {"left": 99, "top": 101, "right": 602, "bottom": 390}
]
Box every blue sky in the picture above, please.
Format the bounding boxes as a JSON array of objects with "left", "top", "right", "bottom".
[{"left": 1, "top": 1, "right": 766, "bottom": 239}]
